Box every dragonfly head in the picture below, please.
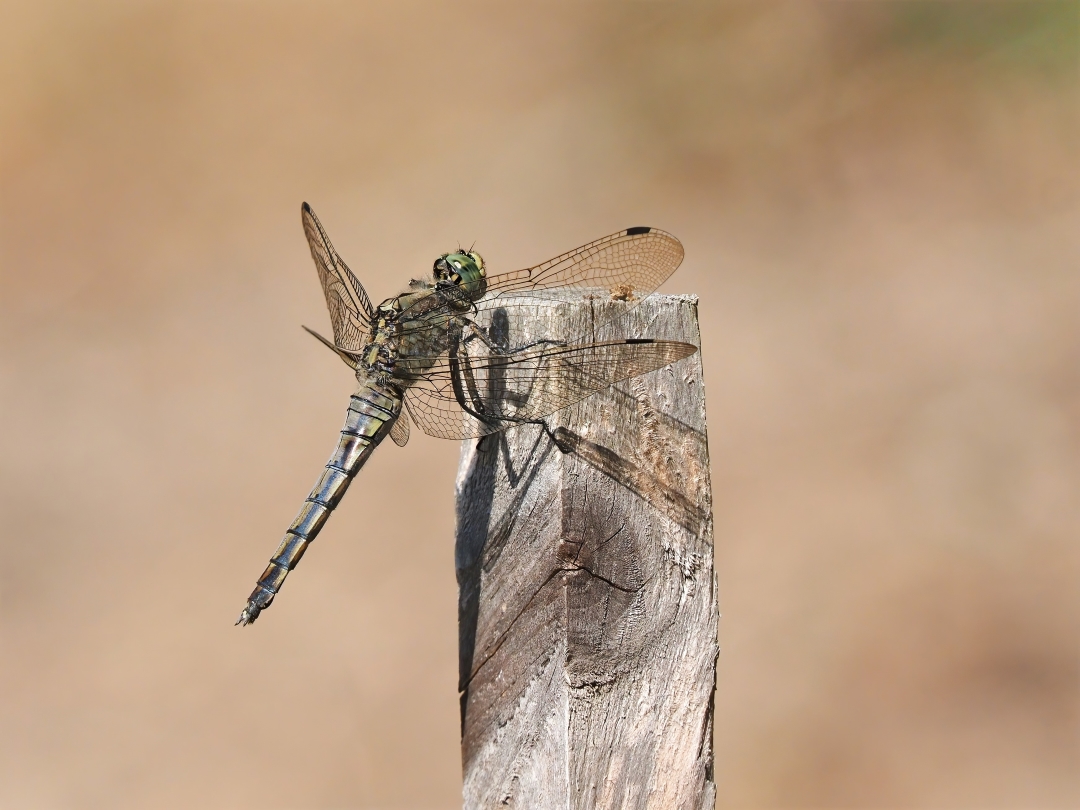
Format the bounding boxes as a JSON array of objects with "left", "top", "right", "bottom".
[{"left": 434, "top": 251, "right": 487, "bottom": 299}]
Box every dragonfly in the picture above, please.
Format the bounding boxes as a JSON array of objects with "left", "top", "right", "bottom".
[{"left": 236, "top": 203, "right": 696, "bottom": 626}]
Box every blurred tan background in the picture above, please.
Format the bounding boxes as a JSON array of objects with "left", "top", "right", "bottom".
[{"left": 1, "top": 1, "right": 1077, "bottom": 808}]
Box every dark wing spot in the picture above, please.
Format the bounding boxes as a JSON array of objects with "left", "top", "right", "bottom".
[
  {"left": 626, "top": 338, "right": 654, "bottom": 344},
  {"left": 625, "top": 226, "right": 651, "bottom": 236}
]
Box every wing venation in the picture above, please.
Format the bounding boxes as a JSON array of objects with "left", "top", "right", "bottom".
[
  {"left": 302, "top": 202, "right": 374, "bottom": 354},
  {"left": 401, "top": 339, "right": 696, "bottom": 440},
  {"left": 389, "top": 409, "right": 410, "bottom": 447},
  {"left": 480, "top": 227, "right": 683, "bottom": 304}
]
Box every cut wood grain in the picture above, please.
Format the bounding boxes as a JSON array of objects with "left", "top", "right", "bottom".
[{"left": 455, "top": 293, "right": 717, "bottom": 810}]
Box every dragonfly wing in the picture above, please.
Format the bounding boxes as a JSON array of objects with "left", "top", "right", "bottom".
[
  {"left": 302, "top": 202, "right": 374, "bottom": 354},
  {"left": 480, "top": 227, "right": 683, "bottom": 304},
  {"left": 302, "top": 325, "right": 360, "bottom": 369},
  {"left": 400, "top": 338, "right": 697, "bottom": 440},
  {"left": 389, "top": 408, "right": 411, "bottom": 447},
  {"left": 372, "top": 227, "right": 684, "bottom": 348}
]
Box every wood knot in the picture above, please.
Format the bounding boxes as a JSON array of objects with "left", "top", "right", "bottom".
[{"left": 556, "top": 536, "right": 583, "bottom": 566}]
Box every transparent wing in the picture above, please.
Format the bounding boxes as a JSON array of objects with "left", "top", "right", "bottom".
[
  {"left": 480, "top": 226, "right": 683, "bottom": 304},
  {"left": 302, "top": 202, "right": 374, "bottom": 353},
  {"left": 388, "top": 226, "right": 685, "bottom": 345},
  {"left": 400, "top": 338, "right": 697, "bottom": 440},
  {"left": 389, "top": 409, "right": 410, "bottom": 447},
  {"left": 302, "top": 325, "right": 359, "bottom": 369}
]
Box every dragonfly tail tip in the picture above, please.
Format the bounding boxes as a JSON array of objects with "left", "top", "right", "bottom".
[{"left": 235, "top": 604, "right": 260, "bottom": 627}]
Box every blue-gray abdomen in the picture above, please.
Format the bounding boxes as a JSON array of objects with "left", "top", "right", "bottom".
[{"left": 236, "top": 379, "right": 402, "bottom": 625}]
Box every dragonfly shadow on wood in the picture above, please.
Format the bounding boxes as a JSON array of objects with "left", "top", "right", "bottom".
[
  {"left": 455, "top": 423, "right": 557, "bottom": 704},
  {"left": 455, "top": 305, "right": 708, "bottom": 717},
  {"left": 456, "top": 309, "right": 565, "bottom": 700},
  {"left": 553, "top": 427, "right": 709, "bottom": 538},
  {"left": 556, "top": 369, "right": 711, "bottom": 538}
]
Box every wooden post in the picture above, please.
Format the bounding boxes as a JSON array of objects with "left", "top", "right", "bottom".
[{"left": 455, "top": 293, "right": 717, "bottom": 810}]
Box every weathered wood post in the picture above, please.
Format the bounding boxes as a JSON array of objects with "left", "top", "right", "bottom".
[{"left": 455, "top": 293, "right": 716, "bottom": 809}]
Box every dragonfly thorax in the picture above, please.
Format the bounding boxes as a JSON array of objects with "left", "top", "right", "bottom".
[
  {"left": 362, "top": 283, "right": 447, "bottom": 375},
  {"left": 360, "top": 298, "right": 402, "bottom": 372}
]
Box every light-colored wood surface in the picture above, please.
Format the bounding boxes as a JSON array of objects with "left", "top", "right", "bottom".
[{"left": 455, "top": 293, "right": 716, "bottom": 809}]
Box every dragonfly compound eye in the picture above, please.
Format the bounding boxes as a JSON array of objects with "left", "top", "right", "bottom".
[{"left": 433, "top": 251, "right": 486, "bottom": 299}]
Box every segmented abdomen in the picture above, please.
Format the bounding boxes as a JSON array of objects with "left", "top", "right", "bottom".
[{"left": 236, "top": 381, "right": 402, "bottom": 625}]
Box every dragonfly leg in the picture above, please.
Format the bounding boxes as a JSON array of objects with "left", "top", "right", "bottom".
[
  {"left": 453, "top": 323, "right": 573, "bottom": 453},
  {"left": 475, "top": 417, "right": 569, "bottom": 454},
  {"left": 533, "top": 418, "right": 571, "bottom": 453},
  {"left": 461, "top": 320, "right": 565, "bottom": 357},
  {"left": 450, "top": 337, "right": 543, "bottom": 438}
]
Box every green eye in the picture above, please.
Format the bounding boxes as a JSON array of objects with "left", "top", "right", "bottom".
[{"left": 431, "top": 251, "right": 486, "bottom": 298}]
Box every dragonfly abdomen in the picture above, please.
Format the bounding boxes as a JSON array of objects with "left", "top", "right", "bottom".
[{"left": 236, "top": 380, "right": 402, "bottom": 625}]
